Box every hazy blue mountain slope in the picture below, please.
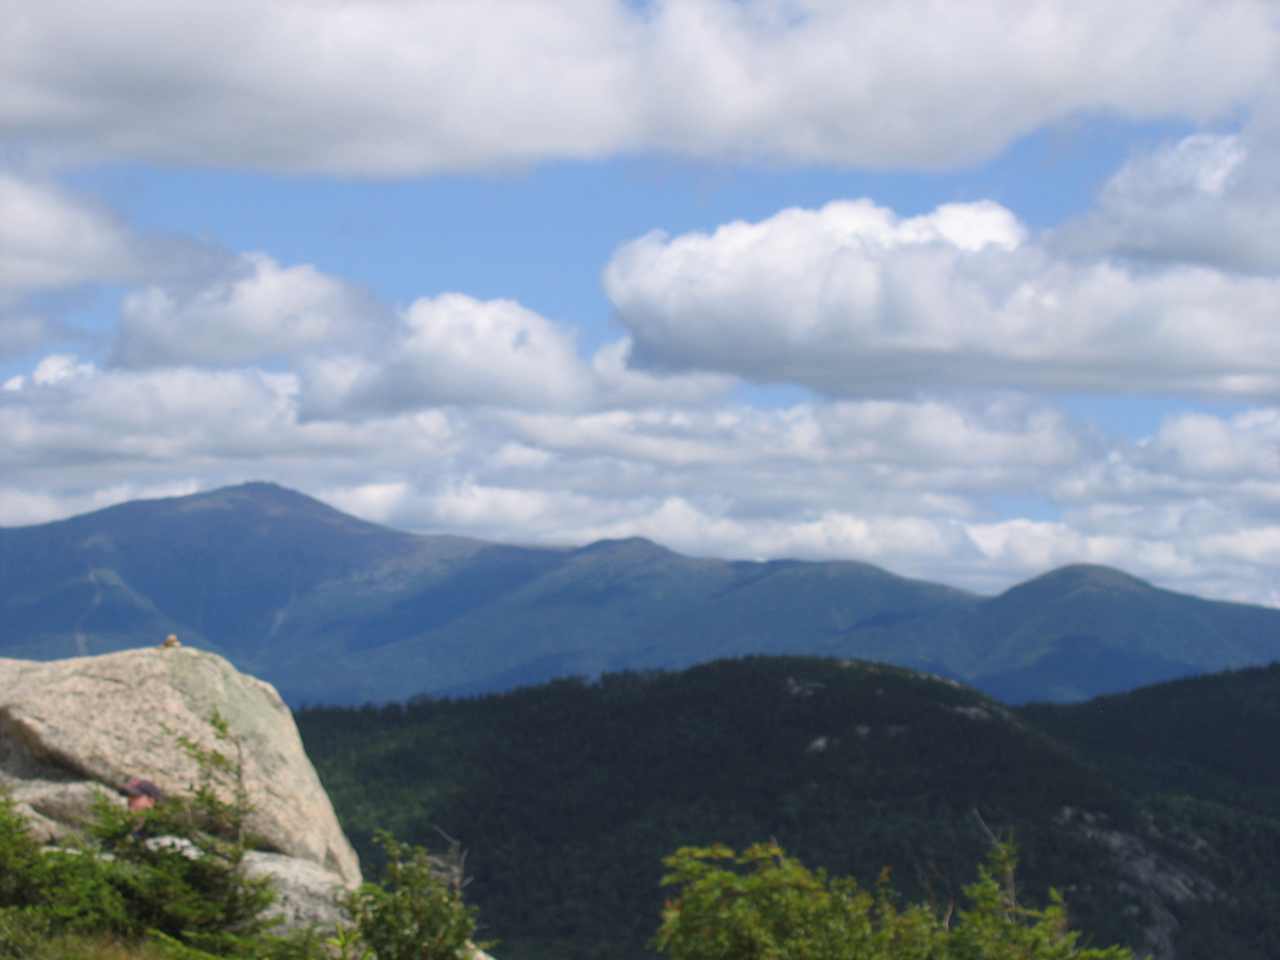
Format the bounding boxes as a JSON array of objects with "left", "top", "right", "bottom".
[
  {"left": 965, "top": 565, "right": 1280, "bottom": 674},
  {"left": 840, "top": 564, "right": 1280, "bottom": 701},
  {"left": 637, "top": 557, "right": 978, "bottom": 668},
  {"left": 351, "top": 547, "right": 981, "bottom": 703},
  {"left": 0, "top": 482, "right": 488, "bottom": 664},
  {"left": 977, "top": 634, "right": 1200, "bottom": 703},
  {"left": 7, "top": 482, "right": 1280, "bottom": 704}
]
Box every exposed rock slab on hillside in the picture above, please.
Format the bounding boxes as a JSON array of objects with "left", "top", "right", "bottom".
[{"left": 0, "top": 645, "right": 360, "bottom": 887}]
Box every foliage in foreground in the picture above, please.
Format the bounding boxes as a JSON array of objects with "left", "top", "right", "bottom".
[
  {"left": 0, "top": 705, "right": 479, "bottom": 960},
  {"left": 654, "top": 841, "right": 1136, "bottom": 960},
  {"left": 338, "top": 831, "right": 482, "bottom": 960},
  {"left": 0, "top": 782, "right": 479, "bottom": 960},
  {"left": 5, "top": 766, "right": 1137, "bottom": 960},
  {"left": 0, "top": 749, "right": 306, "bottom": 959}
]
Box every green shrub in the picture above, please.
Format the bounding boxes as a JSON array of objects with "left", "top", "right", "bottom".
[
  {"left": 341, "top": 831, "right": 480, "bottom": 960},
  {"left": 654, "top": 841, "right": 939, "bottom": 960},
  {"left": 0, "top": 789, "right": 45, "bottom": 908},
  {"left": 0, "top": 709, "right": 288, "bottom": 958},
  {"left": 36, "top": 846, "right": 132, "bottom": 936},
  {"left": 0, "top": 905, "right": 53, "bottom": 959},
  {"left": 654, "top": 841, "right": 1136, "bottom": 960},
  {"left": 88, "top": 711, "right": 282, "bottom": 954}
]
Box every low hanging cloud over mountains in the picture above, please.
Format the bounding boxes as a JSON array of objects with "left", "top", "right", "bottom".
[
  {"left": 4, "top": 154, "right": 1280, "bottom": 602},
  {"left": 3, "top": 1, "right": 1280, "bottom": 608}
]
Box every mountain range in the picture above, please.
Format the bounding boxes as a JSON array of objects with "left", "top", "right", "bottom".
[{"left": 3, "top": 481, "right": 1279, "bottom": 705}]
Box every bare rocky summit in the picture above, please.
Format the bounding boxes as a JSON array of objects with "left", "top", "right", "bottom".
[{"left": 0, "top": 645, "right": 361, "bottom": 891}]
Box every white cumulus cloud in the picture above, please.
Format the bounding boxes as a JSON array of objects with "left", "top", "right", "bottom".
[
  {"left": 606, "top": 198, "right": 1280, "bottom": 399},
  {"left": 1054, "top": 131, "right": 1280, "bottom": 273},
  {"left": 0, "top": 173, "right": 137, "bottom": 298},
  {"left": 301, "top": 293, "right": 594, "bottom": 416},
  {"left": 111, "top": 253, "right": 387, "bottom": 368}
]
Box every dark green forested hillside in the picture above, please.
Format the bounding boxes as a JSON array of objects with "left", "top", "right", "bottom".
[
  {"left": 300, "top": 656, "right": 1183, "bottom": 960},
  {"left": 1021, "top": 664, "right": 1280, "bottom": 958},
  {"left": 1021, "top": 662, "right": 1280, "bottom": 812}
]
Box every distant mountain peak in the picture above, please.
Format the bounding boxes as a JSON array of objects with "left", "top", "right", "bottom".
[
  {"left": 179, "top": 481, "right": 327, "bottom": 510},
  {"left": 185, "top": 481, "right": 312, "bottom": 504},
  {"left": 1003, "top": 564, "right": 1154, "bottom": 599},
  {"left": 168, "top": 482, "right": 390, "bottom": 529},
  {"left": 1042, "top": 564, "right": 1153, "bottom": 590},
  {"left": 571, "top": 536, "right": 673, "bottom": 559}
]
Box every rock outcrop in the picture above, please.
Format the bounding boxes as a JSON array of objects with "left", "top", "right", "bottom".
[{"left": 0, "top": 646, "right": 361, "bottom": 896}]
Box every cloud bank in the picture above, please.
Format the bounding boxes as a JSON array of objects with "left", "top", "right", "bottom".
[{"left": 3, "top": 0, "right": 1276, "bottom": 173}]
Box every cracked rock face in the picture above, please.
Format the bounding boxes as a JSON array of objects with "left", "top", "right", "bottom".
[
  {"left": 0, "top": 646, "right": 360, "bottom": 888},
  {"left": 1057, "top": 806, "right": 1217, "bottom": 960}
]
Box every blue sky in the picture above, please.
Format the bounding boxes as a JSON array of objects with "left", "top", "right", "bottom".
[{"left": 3, "top": 1, "right": 1280, "bottom": 604}]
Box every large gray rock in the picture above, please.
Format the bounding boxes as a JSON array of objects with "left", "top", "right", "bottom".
[
  {"left": 243, "top": 850, "right": 350, "bottom": 932},
  {"left": 0, "top": 646, "right": 360, "bottom": 888}
]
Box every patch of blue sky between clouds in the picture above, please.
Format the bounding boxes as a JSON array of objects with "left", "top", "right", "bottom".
[
  {"left": 1055, "top": 393, "right": 1256, "bottom": 445},
  {"left": 57, "top": 111, "right": 1207, "bottom": 369},
  {"left": 728, "top": 381, "right": 816, "bottom": 411},
  {"left": 985, "top": 493, "right": 1062, "bottom": 524}
]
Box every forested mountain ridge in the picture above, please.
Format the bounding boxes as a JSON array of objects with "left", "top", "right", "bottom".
[
  {"left": 298, "top": 655, "right": 1279, "bottom": 960},
  {"left": 1025, "top": 661, "right": 1280, "bottom": 822},
  {"left": 5, "top": 481, "right": 1280, "bottom": 704}
]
